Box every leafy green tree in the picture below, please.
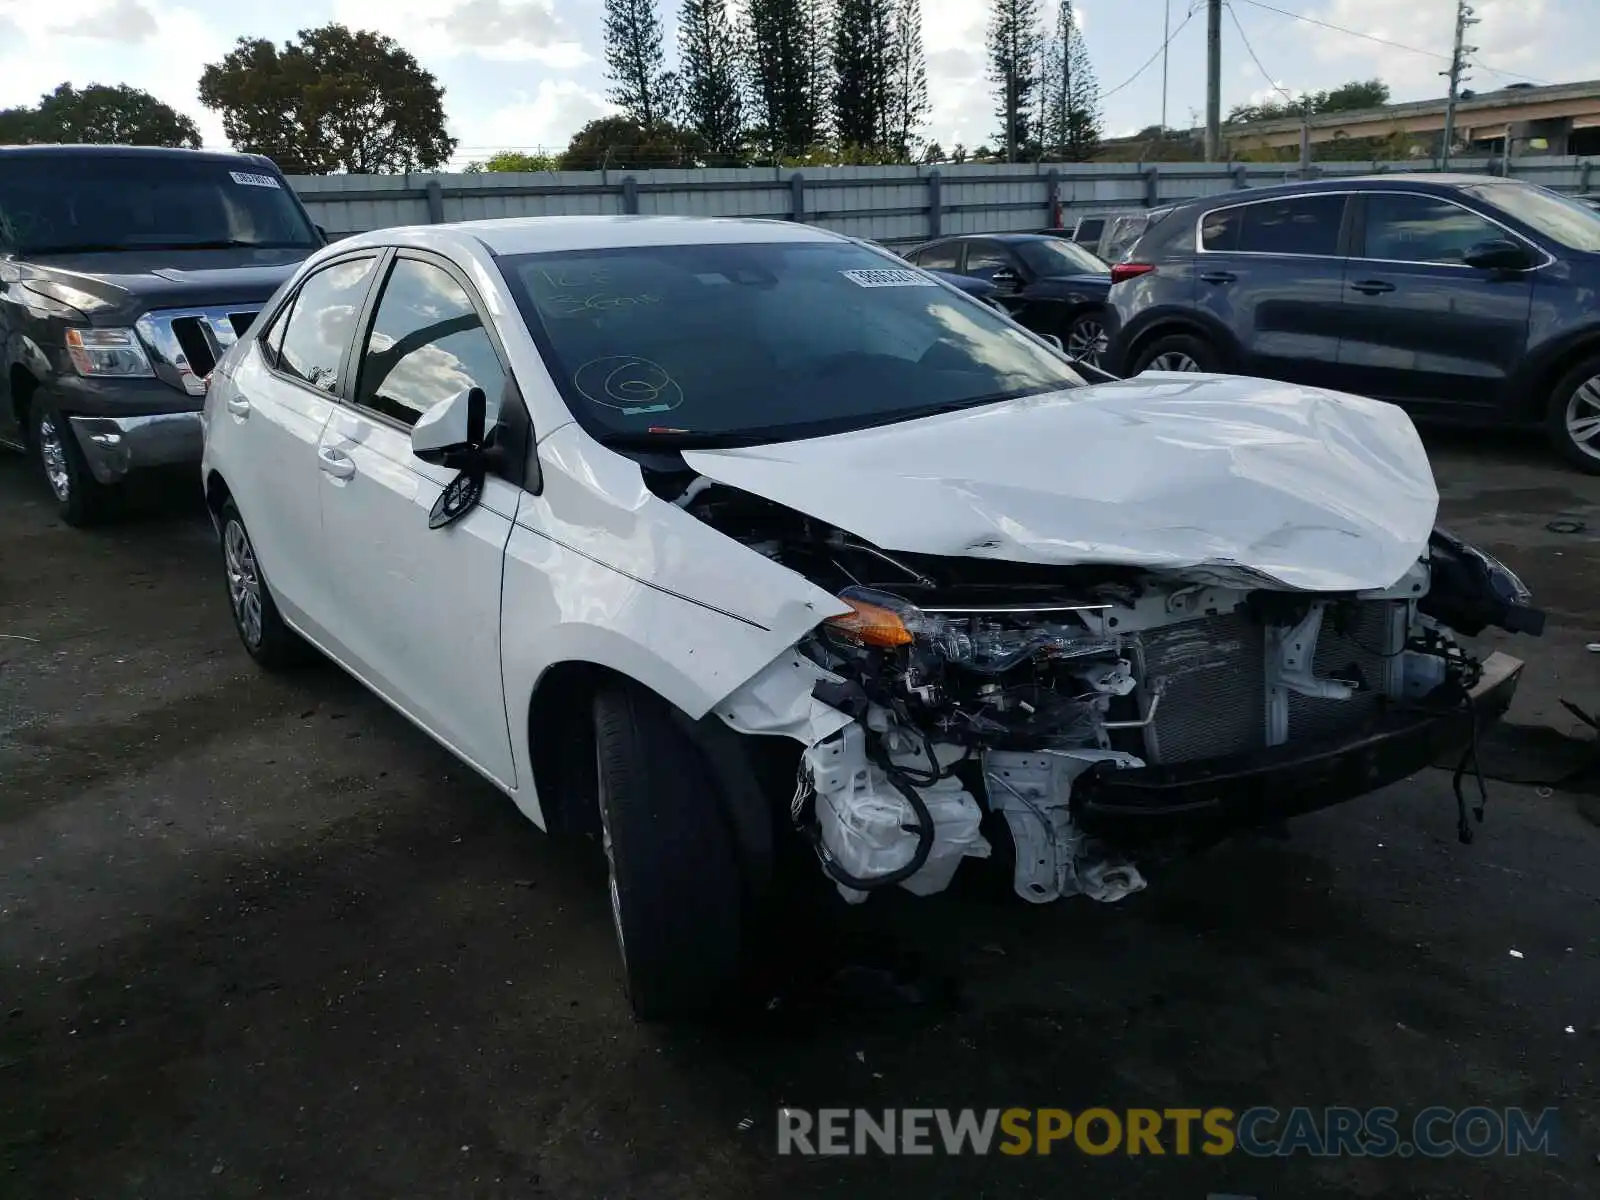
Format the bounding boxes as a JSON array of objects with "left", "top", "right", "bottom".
[
  {"left": 559, "top": 115, "right": 702, "bottom": 170},
  {"left": 1227, "top": 77, "right": 1390, "bottom": 125},
  {"left": 922, "top": 140, "right": 945, "bottom": 163},
  {"left": 950, "top": 142, "right": 968, "bottom": 163},
  {"left": 199, "top": 25, "right": 455, "bottom": 174},
  {"left": 463, "top": 150, "right": 559, "bottom": 173},
  {"left": 0, "top": 83, "right": 200, "bottom": 148},
  {"left": 678, "top": 0, "right": 745, "bottom": 161},
  {"left": 604, "top": 0, "right": 676, "bottom": 128},
  {"left": 885, "top": 0, "right": 930, "bottom": 161},
  {"left": 1041, "top": 0, "right": 1099, "bottom": 161},
  {"left": 987, "top": 0, "right": 1042, "bottom": 161},
  {"left": 831, "top": 0, "right": 892, "bottom": 153},
  {"left": 744, "top": 0, "right": 830, "bottom": 158}
]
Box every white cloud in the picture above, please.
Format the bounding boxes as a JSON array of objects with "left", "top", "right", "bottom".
[
  {"left": 1301, "top": 0, "right": 1547, "bottom": 94},
  {"left": 55, "top": 0, "right": 158, "bottom": 41},
  {"left": 335, "top": 0, "right": 589, "bottom": 67},
  {"left": 0, "top": 0, "right": 230, "bottom": 145},
  {"left": 461, "top": 79, "right": 616, "bottom": 157}
]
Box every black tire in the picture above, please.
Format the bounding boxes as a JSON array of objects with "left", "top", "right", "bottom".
[
  {"left": 592, "top": 682, "right": 744, "bottom": 1021},
  {"left": 1063, "top": 309, "right": 1110, "bottom": 368},
  {"left": 1545, "top": 353, "right": 1600, "bottom": 474},
  {"left": 33, "top": 400, "right": 115, "bottom": 527},
  {"left": 218, "top": 499, "right": 306, "bottom": 670},
  {"left": 1130, "top": 331, "right": 1219, "bottom": 376}
]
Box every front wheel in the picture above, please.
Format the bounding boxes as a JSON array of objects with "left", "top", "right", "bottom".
[
  {"left": 1130, "top": 332, "right": 1219, "bottom": 375},
  {"left": 592, "top": 682, "right": 744, "bottom": 1021},
  {"left": 33, "top": 402, "right": 114, "bottom": 526},
  {"left": 1546, "top": 354, "right": 1600, "bottom": 474}
]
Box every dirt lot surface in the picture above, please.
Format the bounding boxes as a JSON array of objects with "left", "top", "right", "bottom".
[{"left": 1, "top": 434, "right": 1597, "bottom": 1199}]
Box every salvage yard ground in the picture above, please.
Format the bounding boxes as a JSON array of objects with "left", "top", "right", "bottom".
[{"left": 1, "top": 435, "right": 1597, "bottom": 1199}]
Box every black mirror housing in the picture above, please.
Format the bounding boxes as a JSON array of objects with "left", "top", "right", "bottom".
[{"left": 1463, "top": 239, "right": 1533, "bottom": 272}]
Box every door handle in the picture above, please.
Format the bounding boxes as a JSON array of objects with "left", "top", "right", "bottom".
[
  {"left": 317, "top": 445, "right": 356, "bottom": 480},
  {"left": 1350, "top": 279, "right": 1396, "bottom": 295},
  {"left": 1199, "top": 271, "right": 1236, "bottom": 285},
  {"left": 225, "top": 395, "right": 250, "bottom": 418}
]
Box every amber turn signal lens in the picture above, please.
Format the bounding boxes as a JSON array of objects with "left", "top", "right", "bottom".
[{"left": 825, "top": 596, "right": 914, "bottom": 647}]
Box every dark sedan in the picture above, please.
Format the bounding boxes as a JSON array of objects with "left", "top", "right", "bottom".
[{"left": 902, "top": 233, "right": 1112, "bottom": 366}]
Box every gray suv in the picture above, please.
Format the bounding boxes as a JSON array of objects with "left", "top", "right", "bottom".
[{"left": 1102, "top": 174, "right": 1600, "bottom": 472}]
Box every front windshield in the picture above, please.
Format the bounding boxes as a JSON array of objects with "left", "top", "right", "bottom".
[
  {"left": 0, "top": 155, "right": 320, "bottom": 255},
  {"left": 502, "top": 240, "right": 1084, "bottom": 446},
  {"left": 1464, "top": 182, "right": 1600, "bottom": 253},
  {"left": 1015, "top": 238, "right": 1108, "bottom": 276}
]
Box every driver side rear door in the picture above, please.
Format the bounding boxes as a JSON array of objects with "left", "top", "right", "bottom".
[{"left": 314, "top": 248, "right": 524, "bottom": 788}]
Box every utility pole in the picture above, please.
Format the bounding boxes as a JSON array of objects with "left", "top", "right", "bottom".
[
  {"left": 1204, "top": 0, "right": 1222, "bottom": 162},
  {"left": 1440, "top": 0, "right": 1479, "bottom": 171},
  {"left": 1160, "top": 0, "right": 1171, "bottom": 133}
]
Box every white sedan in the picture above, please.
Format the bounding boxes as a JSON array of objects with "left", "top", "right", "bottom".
[{"left": 201, "top": 215, "right": 1543, "bottom": 1020}]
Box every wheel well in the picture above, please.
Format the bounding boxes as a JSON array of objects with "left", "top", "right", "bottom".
[
  {"left": 1124, "top": 318, "right": 1230, "bottom": 371},
  {"left": 1522, "top": 337, "right": 1600, "bottom": 423},
  {"left": 9, "top": 365, "right": 37, "bottom": 437},
  {"left": 527, "top": 661, "right": 616, "bottom": 841},
  {"left": 204, "top": 470, "right": 233, "bottom": 520}
]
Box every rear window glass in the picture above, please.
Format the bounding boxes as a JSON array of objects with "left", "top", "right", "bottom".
[{"left": 1203, "top": 194, "right": 1345, "bottom": 256}]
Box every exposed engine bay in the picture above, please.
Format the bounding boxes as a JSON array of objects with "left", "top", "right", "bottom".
[{"left": 651, "top": 468, "right": 1545, "bottom": 909}]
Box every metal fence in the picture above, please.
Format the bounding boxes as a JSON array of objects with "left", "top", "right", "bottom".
[{"left": 289, "top": 156, "right": 1600, "bottom": 246}]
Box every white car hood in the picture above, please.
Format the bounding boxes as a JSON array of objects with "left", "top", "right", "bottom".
[{"left": 682, "top": 374, "right": 1440, "bottom": 593}]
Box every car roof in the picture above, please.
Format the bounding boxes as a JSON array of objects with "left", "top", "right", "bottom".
[
  {"left": 347, "top": 215, "right": 849, "bottom": 257},
  {"left": 1174, "top": 172, "right": 1510, "bottom": 211},
  {"left": 0, "top": 143, "right": 276, "bottom": 168}
]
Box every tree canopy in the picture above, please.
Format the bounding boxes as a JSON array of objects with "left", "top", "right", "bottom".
[
  {"left": 463, "top": 151, "right": 558, "bottom": 173},
  {"left": 559, "top": 115, "right": 702, "bottom": 170},
  {"left": 198, "top": 24, "right": 456, "bottom": 174},
  {"left": 1227, "top": 78, "right": 1391, "bottom": 125},
  {"left": 0, "top": 83, "right": 200, "bottom": 148}
]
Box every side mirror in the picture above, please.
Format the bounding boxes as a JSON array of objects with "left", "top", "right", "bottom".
[
  {"left": 1462, "top": 239, "right": 1533, "bottom": 272},
  {"left": 411, "top": 387, "right": 500, "bottom": 529},
  {"left": 991, "top": 267, "right": 1021, "bottom": 288},
  {"left": 1044, "top": 333, "right": 1065, "bottom": 352}
]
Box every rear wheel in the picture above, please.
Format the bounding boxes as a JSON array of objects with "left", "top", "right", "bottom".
[
  {"left": 33, "top": 401, "right": 114, "bottom": 526},
  {"left": 1131, "top": 332, "right": 1218, "bottom": 375},
  {"left": 592, "top": 682, "right": 744, "bottom": 1021},
  {"left": 1064, "top": 310, "right": 1109, "bottom": 368},
  {"left": 219, "top": 499, "right": 306, "bottom": 669},
  {"left": 1547, "top": 354, "right": 1600, "bottom": 474}
]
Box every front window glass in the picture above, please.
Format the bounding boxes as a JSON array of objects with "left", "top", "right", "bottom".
[
  {"left": 912, "top": 243, "right": 960, "bottom": 270},
  {"left": 502, "top": 240, "right": 1083, "bottom": 446},
  {"left": 1464, "top": 182, "right": 1600, "bottom": 252},
  {"left": 355, "top": 258, "right": 506, "bottom": 428},
  {"left": 1015, "top": 238, "right": 1108, "bottom": 275},
  {"left": 1237, "top": 195, "right": 1345, "bottom": 256},
  {"left": 0, "top": 154, "right": 320, "bottom": 254},
  {"left": 1360, "top": 194, "right": 1504, "bottom": 264}
]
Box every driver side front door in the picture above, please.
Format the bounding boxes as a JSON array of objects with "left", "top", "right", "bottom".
[{"left": 315, "top": 249, "right": 523, "bottom": 788}]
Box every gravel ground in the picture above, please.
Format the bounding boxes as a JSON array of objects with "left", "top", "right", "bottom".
[{"left": 1, "top": 434, "right": 1597, "bottom": 1200}]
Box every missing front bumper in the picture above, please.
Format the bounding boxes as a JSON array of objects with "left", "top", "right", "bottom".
[{"left": 1072, "top": 651, "right": 1524, "bottom": 840}]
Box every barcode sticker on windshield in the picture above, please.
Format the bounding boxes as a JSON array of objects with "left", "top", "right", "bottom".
[
  {"left": 229, "top": 171, "right": 281, "bottom": 189},
  {"left": 841, "top": 268, "right": 937, "bottom": 288}
]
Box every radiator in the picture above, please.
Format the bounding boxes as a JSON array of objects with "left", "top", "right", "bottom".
[{"left": 1133, "top": 601, "right": 1405, "bottom": 765}]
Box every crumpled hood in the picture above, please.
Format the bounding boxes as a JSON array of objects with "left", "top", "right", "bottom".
[{"left": 682, "top": 373, "right": 1440, "bottom": 593}]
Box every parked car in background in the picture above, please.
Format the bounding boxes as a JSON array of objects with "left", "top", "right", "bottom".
[
  {"left": 1573, "top": 193, "right": 1600, "bottom": 213},
  {"left": 1103, "top": 174, "right": 1600, "bottom": 472},
  {"left": 0, "top": 145, "right": 326, "bottom": 524},
  {"left": 847, "top": 238, "right": 1006, "bottom": 310},
  {"left": 202, "top": 214, "right": 1540, "bottom": 1020},
  {"left": 903, "top": 233, "right": 1112, "bottom": 365}
]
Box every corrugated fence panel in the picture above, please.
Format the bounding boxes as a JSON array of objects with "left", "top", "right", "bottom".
[{"left": 287, "top": 156, "right": 1600, "bottom": 242}]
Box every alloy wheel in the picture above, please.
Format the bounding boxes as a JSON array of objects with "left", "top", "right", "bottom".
[
  {"left": 37, "top": 416, "right": 70, "bottom": 502},
  {"left": 1067, "top": 318, "right": 1108, "bottom": 367},
  {"left": 223, "top": 518, "right": 264, "bottom": 648},
  {"left": 595, "top": 740, "right": 629, "bottom": 977},
  {"left": 1149, "top": 351, "right": 1201, "bottom": 372},
  {"left": 1563, "top": 374, "right": 1600, "bottom": 462}
]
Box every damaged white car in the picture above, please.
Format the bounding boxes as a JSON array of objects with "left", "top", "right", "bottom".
[{"left": 200, "top": 215, "right": 1545, "bottom": 1020}]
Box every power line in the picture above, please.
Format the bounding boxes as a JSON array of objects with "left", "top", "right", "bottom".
[
  {"left": 1232, "top": 0, "right": 1548, "bottom": 85},
  {"left": 1225, "top": 2, "right": 1297, "bottom": 108},
  {"left": 1101, "top": 7, "right": 1199, "bottom": 101}
]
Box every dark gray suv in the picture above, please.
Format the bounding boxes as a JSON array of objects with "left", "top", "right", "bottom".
[{"left": 1102, "top": 174, "right": 1600, "bottom": 472}]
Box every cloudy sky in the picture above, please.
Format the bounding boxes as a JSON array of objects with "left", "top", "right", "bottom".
[{"left": 0, "top": 0, "right": 1585, "bottom": 168}]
